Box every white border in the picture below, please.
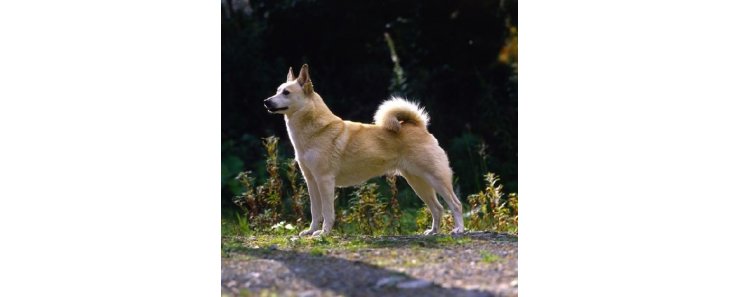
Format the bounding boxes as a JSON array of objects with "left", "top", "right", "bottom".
[
  {"left": 0, "top": 1, "right": 220, "bottom": 295},
  {"left": 521, "top": 1, "right": 740, "bottom": 296}
]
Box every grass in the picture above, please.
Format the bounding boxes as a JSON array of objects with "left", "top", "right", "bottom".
[
  {"left": 433, "top": 235, "right": 472, "bottom": 245},
  {"left": 221, "top": 204, "right": 518, "bottom": 264},
  {"left": 235, "top": 213, "right": 250, "bottom": 235},
  {"left": 221, "top": 224, "right": 491, "bottom": 258},
  {"left": 480, "top": 250, "right": 501, "bottom": 263},
  {"left": 309, "top": 246, "right": 326, "bottom": 256}
]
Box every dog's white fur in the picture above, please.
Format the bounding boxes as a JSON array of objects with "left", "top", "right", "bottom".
[{"left": 264, "top": 64, "right": 464, "bottom": 236}]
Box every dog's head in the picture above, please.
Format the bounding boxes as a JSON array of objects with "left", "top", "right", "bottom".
[{"left": 264, "top": 64, "right": 315, "bottom": 115}]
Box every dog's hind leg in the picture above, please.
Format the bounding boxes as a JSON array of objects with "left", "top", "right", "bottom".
[
  {"left": 425, "top": 172, "right": 465, "bottom": 234},
  {"left": 401, "top": 171, "right": 444, "bottom": 235},
  {"left": 299, "top": 171, "right": 323, "bottom": 236}
]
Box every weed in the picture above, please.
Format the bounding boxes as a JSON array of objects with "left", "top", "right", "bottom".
[
  {"left": 386, "top": 175, "right": 402, "bottom": 235},
  {"left": 415, "top": 207, "right": 431, "bottom": 232},
  {"left": 262, "top": 136, "right": 282, "bottom": 224},
  {"left": 231, "top": 136, "right": 517, "bottom": 236},
  {"left": 235, "top": 213, "right": 250, "bottom": 236},
  {"left": 415, "top": 208, "right": 455, "bottom": 233},
  {"left": 233, "top": 171, "right": 258, "bottom": 222},
  {"left": 346, "top": 182, "right": 387, "bottom": 235},
  {"left": 383, "top": 32, "right": 407, "bottom": 93},
  {"left": 232, "top": 136, "right": 300, "bottom": 233},
  {"left": 285, "top": 158, "right": 307, "bottom": 227},
  {"left": 467, "top": 173, "right": 518, "bottom": 234}
]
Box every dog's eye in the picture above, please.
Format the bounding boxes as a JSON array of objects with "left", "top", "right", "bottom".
[{"left": 282, "top": 89, "right": 290, "bottom": 96}]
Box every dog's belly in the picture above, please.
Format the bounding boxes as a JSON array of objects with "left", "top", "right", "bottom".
[
  {"left": 332, "top": 123, "right": 402, "bottom": 187},
  {"left": 335, "top": 161, "right": 394, "bottom": 187}
]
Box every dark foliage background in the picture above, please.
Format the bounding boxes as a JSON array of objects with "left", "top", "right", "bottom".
[{"left": 222, "top": 0, "right": 517, "bottom": 212}]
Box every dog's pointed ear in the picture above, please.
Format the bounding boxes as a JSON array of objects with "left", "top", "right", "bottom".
[
  {"left": 286, "top": 67, "right": 295, "bottom": 81},
  {"left": 297, "top": 64, "right": 314, "bottom": 94}
]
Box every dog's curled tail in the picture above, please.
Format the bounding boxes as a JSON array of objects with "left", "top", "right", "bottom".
[{"left": 373, "top": 97, "right": 430, "bottom": 132}]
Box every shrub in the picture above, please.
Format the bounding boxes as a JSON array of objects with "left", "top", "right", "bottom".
[
  {"left": 466, "top": 173, "right": 518, "bottom": 234},
  {"left": 232, "top": 136, "right": 518, "bottom": 235},
  {"left": 232, "top": 136, "right": 293, "bottom": 231},
  {"left": 346, "top": 182, "right": 387, "bottom": 235},
  {"left": 285, "top": 158, "right": 307, "bottom": 227},
  {"left": 385, "top": 175, "right": 402, "bottom": 235},
  {"left": 262, "top": 136, "right": 282, "bottom": 223},
  {"left": 415, "top": 207, "right": 455, "bottom": 233}
]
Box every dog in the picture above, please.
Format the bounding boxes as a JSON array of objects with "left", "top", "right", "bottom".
[{"left": 264, "top": 64, "right": 464, "bottom": 236}]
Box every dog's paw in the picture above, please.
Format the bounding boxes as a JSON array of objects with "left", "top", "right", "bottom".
[
  {"left": 299, "top": 229, "right": 317, "bottom": 236},
  {"left": 311, "top": 230, "right": 326, "bottom": 237},
  {"left": 450, "top": 226, "right": 465, "bottom": 235},
  {"left": 423, "top": 228, "right": 439, "bottom": 236}
]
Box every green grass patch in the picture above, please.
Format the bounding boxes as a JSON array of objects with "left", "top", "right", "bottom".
[
  {"left": 432, "top": 235, "right": 473, "bottom": 245},
  {"left": 221, "top": 232, "right": 487, "bottom": 259},
  {"left": 309, "top": 246, "right": 326, "bottom": 256},
  {"left": 480, "top": 250, "right": 501, "bottom": 263}
]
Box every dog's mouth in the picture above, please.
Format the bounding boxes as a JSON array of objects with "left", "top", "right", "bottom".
[{"left": 266, "top": 106, "right": 288, "bottom": 113}]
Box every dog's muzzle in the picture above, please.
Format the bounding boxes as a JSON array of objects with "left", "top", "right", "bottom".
[{"left": 264, "top": 98, "right": 287, "bottom": 113}]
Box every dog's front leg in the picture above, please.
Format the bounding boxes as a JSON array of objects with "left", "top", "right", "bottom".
[
  {"left": 311, "top": 177, "right": 336, "bottom": 237},
  {"left": 299, "top": 171, "right": 323, "bottom": 236}
]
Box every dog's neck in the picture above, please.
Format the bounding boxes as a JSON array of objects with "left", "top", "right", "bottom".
[{"left": 284, "top": 93, "right": 340, "bottom": 150}]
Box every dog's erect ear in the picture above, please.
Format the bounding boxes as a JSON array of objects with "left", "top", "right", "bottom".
[
  {"left": 297, "top": 64, "right": 314, "bottom": 94},
  {"left": 286, "top": 67, "right": 295, "bottom": 81}
]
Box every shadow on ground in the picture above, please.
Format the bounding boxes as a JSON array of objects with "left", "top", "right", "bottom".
[{"left": 349, "top": 231, "right": 517, "bottom": 249}]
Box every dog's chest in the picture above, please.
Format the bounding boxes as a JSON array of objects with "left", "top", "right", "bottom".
[{"left": 285, "top": 119, "right": 314, "bottom": 163}]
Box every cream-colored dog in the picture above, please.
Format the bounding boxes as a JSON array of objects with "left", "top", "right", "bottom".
[{"left": 264, "top": 64, "right": 464, "bottom": 236}]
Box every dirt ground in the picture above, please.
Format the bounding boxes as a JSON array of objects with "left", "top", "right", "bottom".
[{"left": 221, "top": 231, "right": 517, "bottom": 297}]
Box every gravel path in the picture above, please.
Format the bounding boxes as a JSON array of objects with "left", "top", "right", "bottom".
[{"left": 222, "top": 232, "right": 518, "bottom": 297}]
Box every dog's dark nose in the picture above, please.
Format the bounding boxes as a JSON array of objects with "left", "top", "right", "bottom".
[{"left": 264, "top": 98, "right": 275, "bottom": 109}]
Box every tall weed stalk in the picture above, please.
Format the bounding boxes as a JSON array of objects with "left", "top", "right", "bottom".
[
  {"left": 386, "top": 175, "right": 402, "bottom": 235},
  {"left": 466, "top": 173, "right": 518, "bottom": 234},
  {"left": 346, "top": 182, "right": 387, "bottom": 235},
  {"left": 286, "top": 158, "right": 307, "bottom": 227}
]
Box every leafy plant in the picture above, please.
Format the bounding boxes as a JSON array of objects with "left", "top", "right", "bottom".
[
  {"left": 385, "top": 175, "right": 402, "bottom": 235},
  {"left": 232, "top": 136, "right": 293, "bottom": 231},
  {"left": 467, "top": 173, "right": 518, "bottom": 234},
  {"left": 285, "top": 158, "right": 307, "bottom": 227},
  {"left": 235, "top": 213, "right": 251, "bottom": 236},
  {"left": 262, "top": 136, "right": 283, "bottom": 224},
  {"left": 346, "top": 182, "right": 387, "bottom": 235},
  {"left": 415, "top": 207, "right": 455, "bottom": 234},
  {"left": 415, "top": 207, "right": 431, "bottom": 232},
  {"left": 232, "top": 136, "right": 518, "bottom": 236},
  {"left": 233, "top": 171, "right": 259, "bottom": 222}
]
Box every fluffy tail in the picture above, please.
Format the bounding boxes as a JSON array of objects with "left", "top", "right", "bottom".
[{"left": 373, "top": 97, "right": 430, "bottom": 132}]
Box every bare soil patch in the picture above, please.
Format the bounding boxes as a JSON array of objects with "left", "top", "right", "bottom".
[{"left": 222, "top": 231, "right": 517, "bottom": 297}]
